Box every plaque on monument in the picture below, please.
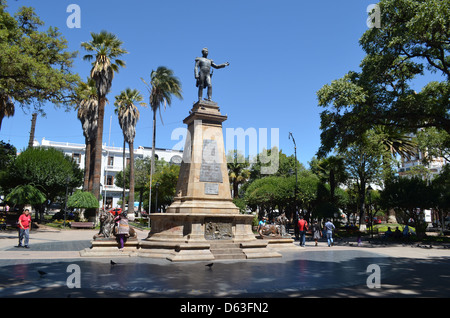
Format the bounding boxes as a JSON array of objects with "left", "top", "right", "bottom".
[
  {"left": 204, "top": 183, "right": 219, "bottom": 195},
  {"left": 199, "top": 139, "right": 223, "bottom": 183}
]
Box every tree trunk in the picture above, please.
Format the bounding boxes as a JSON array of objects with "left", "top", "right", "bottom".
[
  {"left": 92, "top": 96, "right": 106, "bottom": 208},
  {"left": 120, "top": 139, "right": 125, "bottom": 213},
  {"left": 28, "top": 113, "right": 37, "bottom": 148},
  {"left": 128, "top": 140, "right": 135, "bottom": 220},
  {"left": 233, "top": 181, "right": 239, "bottom": 198},
  {"left": 88, "top": 137, "right": 96, "bottom": 192},
  {"left": 149, "top": 109, "right": 157, "bottom": 213},
  {"left": 83, "top": 137, "right": 91, "bottom": 191}
]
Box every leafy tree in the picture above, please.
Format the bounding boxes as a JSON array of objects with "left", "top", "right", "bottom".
[
  {"left": 67, "top": 190, "right": 99, "bottom": 209},
  {"left": 380, "top": 176, "right": 434, "bottom": 237},
  {"left": 416, "top": 127, "right": 450, "bottom": 164},
  {"left": 317, "top": 0, "right": 449, "bottom": 157},
  {"left": 247, "top": 147, "right": 304, "bottom": 181},
  {"left": 296, "top": 170, "right": 321, "bottom": 218},
  {"left": 3, "top": 147, "right": 83, "bottom": 220},
  {"left": 0, "top": 140, "right": 16, "bottom": 171},
  {"left": 6, "top": 184, "right": 45, "bottom": 211},
  {"left": 81, "top": 30, "right": 128, "bottom": 202},
  {"left": 340, "top": 131, "right": 384, "bottom": 227},
  {"left": 141, "top": 66, "right": 182, "bottom": 211},
  {"left": 430, "top": 166, "right": 450, "bottom": 234},
  {"left": 0, "top": 2, "right": 80, "bottom": 126}
]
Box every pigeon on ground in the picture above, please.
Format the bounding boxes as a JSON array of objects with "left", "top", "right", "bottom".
[
  {"left": 110, "top": 260, "right": 117, "bottom": 266},
  {"left": 205, "top": 263, "right": 213, "bottom": 269},
  {"left": 38, "top": 270, "right": 47, "bottom": 277}
]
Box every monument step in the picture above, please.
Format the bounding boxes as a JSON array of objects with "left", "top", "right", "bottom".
[
  {"left": 213, "top": 253, "right": 247, "bottom": 260},
  {"left": 208, "top": 241, "right": 246, "bottom": 259}
]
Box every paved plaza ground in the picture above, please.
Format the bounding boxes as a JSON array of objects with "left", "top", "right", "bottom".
[{"left": 0, "top": 225, "right": 449, "bottom": 303}]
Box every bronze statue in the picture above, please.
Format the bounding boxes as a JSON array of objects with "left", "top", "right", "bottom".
[{"left": 195, "top": 48, "right": 229, "bottom": 101}]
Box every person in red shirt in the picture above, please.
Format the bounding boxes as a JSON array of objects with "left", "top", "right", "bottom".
[
  {"left": 18, "top": 209, "right": 31, "bottom": 248},
  {"left": 298, "top": 215, "right": 308, "bottom": 247}
]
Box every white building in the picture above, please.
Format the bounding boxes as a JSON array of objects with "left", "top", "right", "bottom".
[
  {"left": 398, "top": 147, "right": 447, "bottom": 179},
  {"left": 37, "top": 138, "right": 183, "bottom": 209}
]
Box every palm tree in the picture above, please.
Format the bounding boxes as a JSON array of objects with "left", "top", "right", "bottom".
[
  {"left": 373, "top": 125, "right": 418, "bottom": 160},
  {"left": 81, "top": 30, "right": 128, "bottom": 202},
  {"left": 76, "top": 78, "right": 98, "bottom": 192},
  {"left": 312, "top": 155, "right": 348, "bottom": 204},
  {"left": 114, "top": 88, "right": 146, "bottom": 217},
  {"left": 227, "top": 150, "right": 250, "bottom": 198},
  {"left": 141, "top": 66, "right": 182, "bottom": 213},
  {"left": 0, "top": 93, "right": 14, "bottom": 131}
]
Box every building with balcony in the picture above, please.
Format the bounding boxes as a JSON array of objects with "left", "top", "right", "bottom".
[{"left": 37, "top": 138, "right": 183, "bottom": 209}]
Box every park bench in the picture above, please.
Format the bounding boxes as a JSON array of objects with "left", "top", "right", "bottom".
[{"left": 70, "top": 222, "right": 95, "bottom": 229}]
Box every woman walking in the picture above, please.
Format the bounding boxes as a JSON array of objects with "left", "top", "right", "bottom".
[{"left": 312, "top": 220, "right": 322, "bottom": 246}]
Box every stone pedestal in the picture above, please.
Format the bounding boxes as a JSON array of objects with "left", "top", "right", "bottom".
[
  {"left": 80, "top": 237, "right": 139, "bottom": 257},
  {"left": 139, "top": 100, "right": 282, "bottom": 261}
]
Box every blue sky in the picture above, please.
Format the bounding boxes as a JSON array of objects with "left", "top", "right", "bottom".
[{"left": 0, "top": 0, "right": 411, "bottom": 167}]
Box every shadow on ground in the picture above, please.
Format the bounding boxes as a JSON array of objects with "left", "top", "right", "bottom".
[{"left": 0, "top": 249, "right": 449, "bottom": 298}]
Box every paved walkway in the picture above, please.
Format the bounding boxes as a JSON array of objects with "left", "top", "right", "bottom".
[{"left": 0, "top": 226, "right": 449, "bottom": 299}]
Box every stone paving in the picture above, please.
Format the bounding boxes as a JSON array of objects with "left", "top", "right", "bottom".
[{"left": 0, "top": 226, "right": 449, "bottom": 299}]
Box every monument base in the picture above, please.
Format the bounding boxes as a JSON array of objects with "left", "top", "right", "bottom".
[
  {"left": 137, "top": 213, "right": 282, "bottom": 261},
  {"left": 79, "top": 237, "right": 139, "bottom": 257}
]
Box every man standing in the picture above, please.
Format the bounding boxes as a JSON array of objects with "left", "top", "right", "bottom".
[
  {"left": 325, "top": 219, "right": 335, "bottom": 247},
  {"left": 194, "top": 48, "right": 229, "bottom": 101},
  {"left": 18, "top": 209, "right": 31, "bottom": 248},
  {"left": 298, "top": 215, "right": 308, "bottom": 247}
]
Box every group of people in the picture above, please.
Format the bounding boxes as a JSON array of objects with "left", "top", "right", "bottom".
[
  {"left": 297, "top": 216, "right": 336, "bottom": 247},
  {"left": 258, "top": 214, "right": 336, "bottom": 247},
  {"left": 384, "top": 225, "right": 415, "bottom": 240}
]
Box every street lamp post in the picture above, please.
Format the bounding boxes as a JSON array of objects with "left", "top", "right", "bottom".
[
  {"left": 289, "top": 132, "right": 298, "bottom": 240},
  {"left": 367, "top": 185, "right": 373, "bottom": 239},
  {"left": 63, "top": 177, "right": 71, "bottom": 228},
  {"left": 288, "top": 132, "right": 298, "bottom": 210},
  {"left": 154, "top": 182, "right": 160, "bottom": 214}
]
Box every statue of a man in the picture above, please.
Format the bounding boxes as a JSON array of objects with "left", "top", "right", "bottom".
[{"left": 195, "top": 48, "right": 229, "bottom": 101}]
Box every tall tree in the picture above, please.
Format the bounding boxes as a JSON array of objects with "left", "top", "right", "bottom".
[
  {"left": 114, "top": 88, "right": 146, "bottom": 217},
  {"left": 81, "top": 31, "right": 128, "bottom": 203},
  {"left": 75, "top": 78, "right": 98, "bottom": 191},
  {"left": 317, "top": 0, "right": 449, "bottom": 157},
  {"left": 141, "top": 66, "right": 182, "bottom": 212},
  {"left": 0, "top": 3, "right": 80, "bottom": 126},
  {"left": 340, "top": 132, "right": 384, "bottom": 228}
]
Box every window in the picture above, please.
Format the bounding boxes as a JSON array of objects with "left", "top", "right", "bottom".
[
  {"left": 72, "top": 153, "right": 81, "bottom": 164},
  {"left": 106, "top": 175, "right": 114, "bottom": 186},
  {"left": 108, "top": 156, "right": 114, "bottom": 166}
]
